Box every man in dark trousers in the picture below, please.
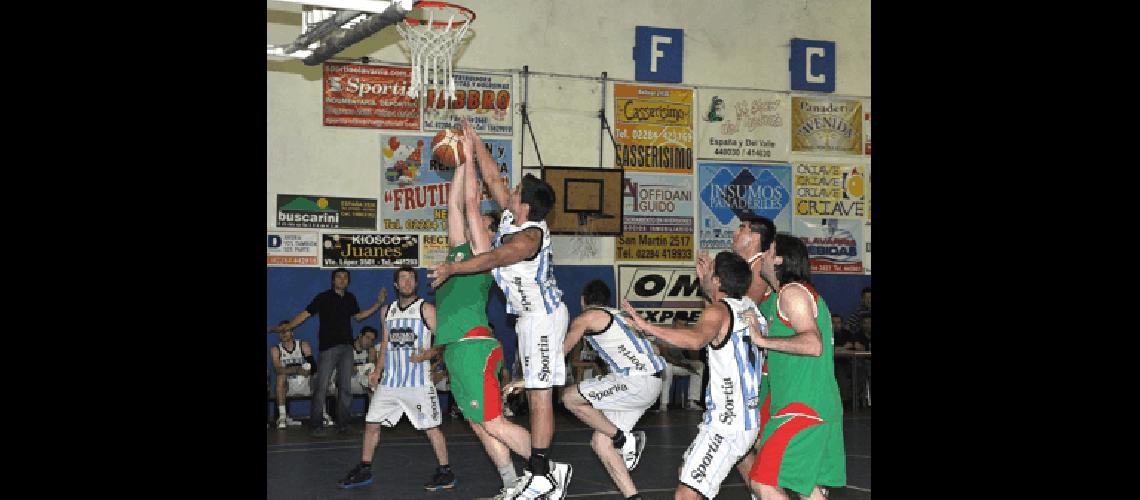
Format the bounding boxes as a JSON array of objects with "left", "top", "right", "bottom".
[{"left": 272, "top": 267, "right": 385, "bottom": 437}]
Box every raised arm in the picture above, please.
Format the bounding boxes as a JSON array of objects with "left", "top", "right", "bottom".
[
  {"left": 463, "top": 136, "right": 493, "bottom": 255},
  {"left": 750, "top": 285, "right": 822, "bottom": 356},
  {"left": 461, "top": 119, "right": 510, "bottom": 209},
  {"left": 353, "top": 287, "right": 386, "bottom": 321},
  {"left": 622, "top": 299, "right": 726, "bottom": 350},
  {"left": 271, "top": 310, "right": 310, "bottom": 334},
  {"left": 448, "top": 143, "right": 468, "bottom": 246}
]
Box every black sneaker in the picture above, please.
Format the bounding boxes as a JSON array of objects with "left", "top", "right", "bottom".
[
  {"left": 337, "top": 463, "right": 373, "bottom": 489},
  {"left": 423, "top": 468, "right": 457, "bottom": 491},
  {"left": 310, "top": 426, "right": 333, "bottom": 438}
]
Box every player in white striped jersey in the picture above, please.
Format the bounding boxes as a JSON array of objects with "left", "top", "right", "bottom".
[
  {"left": 351, "top": 326, "right": 377, "bottom": 395},
  {"left": 429, "top": 122, "right": 571, "bottom": 500},
  {"left": 337, "top": 265, "right": 456, "bottom": 492},
  {"left": 622, "top": 252, "right": 765, "bottom": 500},
  {"left": 270, "top": 321, "right": 313, "bottom": 429},
  {"left": 561, "top": 280, "right": 666, "bottom": 500}
]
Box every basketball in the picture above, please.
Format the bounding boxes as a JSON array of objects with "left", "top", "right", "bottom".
[{"left": 431, "top": 128, "right": 466, "bottom": 168}]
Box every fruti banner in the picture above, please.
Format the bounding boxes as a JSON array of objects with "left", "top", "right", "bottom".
[{"left": 380, "top": 135, "right": 512, "bottom": 232}]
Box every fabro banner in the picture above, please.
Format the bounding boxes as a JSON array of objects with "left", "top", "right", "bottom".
[
  {"left": 321, "top": 233, "right": 419, "bottom": 268},
  {"left": 422, "top": 71, "right": 513, "bottom": 136},
  {"left": 616, "top": 172, "right": 694, "bottom": 261},
  {"left": 380, "top": 134, "right": 512, "bottom": 232},
  {"left": 276, "top": 194, "right": 378, "bottom": 230},
  {"left": 791, "top": 218, "right": 864, "bottom": 274},
  {"left": 613, "top": 83, "right": 694, "bottom": 174},
  {"left": 793, "top": 163, "right": 868, "bottom": 220},
  {"left": 618, "top": 265, "right": 706, "bottom": 324},
  {"left": 323, "top": 63, "right": 419, "bottom": 130},
  {"left": 696, "top": 89, "right": 789, "bottom": 162},
  {"left": 790, "top": 97, "right": 863, "bottom": 155},
  {"left": 697, "top": 162, "right": 793, "bottom": 251},
  {"left": 267, "top": 230, "right": 320, "bottom": 267}
]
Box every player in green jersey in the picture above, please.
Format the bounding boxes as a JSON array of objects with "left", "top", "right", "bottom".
[
  {"left": 410, "top": 125, "right": 562, "bottom": 499},
  {"left": 743, "top": 234, "right": 846, "bottom": 500}
]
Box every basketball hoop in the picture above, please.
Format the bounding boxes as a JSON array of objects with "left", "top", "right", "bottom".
[{"left": 396, "top": 1, "right": 475, "bottom": 101}]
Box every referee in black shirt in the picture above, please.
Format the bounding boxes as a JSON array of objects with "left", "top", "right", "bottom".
[{"left": 272, "top": 268, "right": 384, "bottom": 436}]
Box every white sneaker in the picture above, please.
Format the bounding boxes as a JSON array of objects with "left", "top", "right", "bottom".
[
  {"left": 505, "top": 470, "right": 554, "bottom": 499},
  {"left": 286, "top": 416, "right": 303, "bottom": 426},
  {"left": 491, "top": 485, "right": 518, "bottom": 500},
  {"left": 547, "top": 461, "right": 573, "bottom": 500},
  {"left": 323, "top": 412, "right": 335, "bottom": 427},
  {"left": 276, "top": 416, "right": 288, "bottom": 429},
  {"left": 622, "top": 431, "right": 647, "bottom": 471}
]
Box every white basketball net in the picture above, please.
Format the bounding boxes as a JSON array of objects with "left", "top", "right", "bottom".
[{"left": 396, "top": 8, "right": 472, "bottom": 101}]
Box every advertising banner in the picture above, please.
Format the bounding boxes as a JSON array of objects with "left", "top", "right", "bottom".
[
  {"left": 616, "top": 172, "right": 694, "bottom": 261},
  {"left": 791, "top": 218, "right": 864, "bottom": 274},
  {"left": 791, "top": 96, "right": 862, "bottom": 155},
  {"left": 276, "top": 195, "right": 377, "bottom": 229},
  {"left": 321, "top": 233, "right": 419, "bottom": 268},
  {"left": 267, "top": 230, "right": 320, "bottom": 267},
  {"left": 697, "top": 163, "right": 793, "bottom": 251},
  {"left": 618, "top": 265, "right": 706, "bottom": 324},
  {"left": 613, "top": 83, "right": 694, "bottom": 173},
  {"left": 696, "top": 89, "right": 789, "bottom": 161},
  {"left": 422, "top": 71, "right": 513, "bottom": 135},
  {"left": 380, "top": 135, "right": 512, "bottom": 232},
  {"left": 793, "top": 162, "right": 868, "bottom": 219},
  {"left": 323, "top": 63, "right": 418, "bottom": 129}
]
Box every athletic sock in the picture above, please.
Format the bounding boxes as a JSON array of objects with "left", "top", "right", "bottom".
[
  {"left": 611, "top": 429, "right": 627, "bottom": 449},
  {"left": 529, "top": 448, "right": 550, "bottom": 476},
  {"left": 498, "top": 464, "right": 518, "bottom": 488}
]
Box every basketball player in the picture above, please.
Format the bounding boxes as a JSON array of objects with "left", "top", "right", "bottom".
[
  {"left": 561, "top": 279, "right": 666, "bottom": 500},
  {"left": 695, "top": 214, "right": 778, "bottom": 489},
  {"left": 270, "top": 320, "right": 313, "bottom": 429},
  {"left": 429, "top": 121, "right": 572, "bottom": 499},
  {"left": 415, "top": 130, "right": 572, "bottom": 500},
  {"left": 621, "top": 252, "right": 765, "bottom": 500},
  {"left": 744, "top": 234, "right": 846, "bottom": 500},
  {"left": 351, "top": 326, "right": 378, "bottom": 395},
  {"left": 336, "top": 265, "right": 456, "bottom": 492}
]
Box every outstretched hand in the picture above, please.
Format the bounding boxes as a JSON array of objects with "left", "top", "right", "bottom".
[
  {"left": 428, "top": 262, "right": 453, "bottom": 288},
  {"left": 621, "top": 299, "right": 648, "bottom": 331},
  {"left": 460, "top": 119, "right": 477, "bottom": 165},
  {"left": 695, "top": 250, "right": 712, "bottom": 287},
  {"left": 378, "top": 287, "right": 388, "bottom": 304}
]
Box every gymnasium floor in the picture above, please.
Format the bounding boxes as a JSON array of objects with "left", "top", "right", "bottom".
[{"left": 267, "top": 406, "right": 871, "bottom": 499}]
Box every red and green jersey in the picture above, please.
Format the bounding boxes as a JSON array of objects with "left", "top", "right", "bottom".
[
  {"left": 766, "top": 282, "right": 842, "bottom": 421},
  {"left": 433, "top": 243, "right": 494, "bottom": 346}
]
